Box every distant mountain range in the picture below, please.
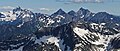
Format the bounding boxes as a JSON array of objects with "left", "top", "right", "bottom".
[{"left": 0, "top": 7, "right": 120, "bottom": 51}]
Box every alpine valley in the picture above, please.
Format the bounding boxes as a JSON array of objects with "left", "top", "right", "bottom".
[{"left": 0, "top": 7, "right": 120, "bottom": 51}]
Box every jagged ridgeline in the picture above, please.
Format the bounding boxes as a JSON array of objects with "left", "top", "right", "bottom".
[{"left": 0, "top": 7, "right": 120, "bottom": 51}]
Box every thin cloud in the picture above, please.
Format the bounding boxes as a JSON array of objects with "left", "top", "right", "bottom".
[
  {"left": 38, "top": 8, "right": 53, "bottom": 14},
  {"left": 56, "top": 0, "right": 104, "bottom": 3},
  {"left": 26, "top": 8, "right": 34, "bottom": 11},
  {"left": 39, "top": 8, "right": 52, "bottom": 11},
  {"left": 71, "top": 0, "right": 103, "bottom": 3},
  {"left": 0, "top": 6, "right": 34, "bottom": 12},
  {"left": 0, "top": 6, "right": 14, "bottom": 10}
]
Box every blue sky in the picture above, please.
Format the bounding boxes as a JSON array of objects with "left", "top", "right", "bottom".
[{"left": 0, "top": 0, "right": 120, "bottom": 15}]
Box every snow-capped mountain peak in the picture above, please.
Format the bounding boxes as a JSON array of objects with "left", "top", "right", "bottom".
[
  {"left": 68, "top": 10, "right": 77, "bottom": 16},
  {"left": 13, "top": 6, "right": 23, "bottom": 12},
  {"left": 0, "top": 7, "right": 34, "bottom": 23},
  {"left": 0, "top": 11, "right": 16, "bottom": 21},
  {"left": 51, "top": 8, "right": 66, "bottom": 17},
  {"left": 77, "top": 7, "right": 90, "bottom": 13},
  {"left": 56, "top": 8, "right": 66, "bottom": 14}
]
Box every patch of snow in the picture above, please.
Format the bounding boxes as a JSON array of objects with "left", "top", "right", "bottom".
[
  {"left": 35, "top": 36, "right": 59, "bottom": 47},
  {"left": 15, "top": 11, "right": 21, "bottom": 16},
  {"left": 73, "top": 27, "right": 89, "bottom": 37},
  {"left": 66, "top": 46, "right": 71, "bottom": 51},
  {"left": 91, "top": 23, "right": 98, "bottom": 25},
  {"left": 110, "top": 18, "right": 113, "bottom": 20},
  {"left": 56, "top": 15, "right": 65, "bottom": 19},
  {"left": 7, "top": 46, "right": 23, "bottom": 51},
  {"left": 104, "top": 30, "right": 109, "bottom": 32},
  {"left": 31, "top": 15, "right": 34, "bottom": 17},
  {"left": 59, "top": 39, "right": 65, "bottom": 51},
  {"left": 35, "top": 36, "right": 50, "bottom": 45},
  {"left": 10, "top": 42, "right": 23, "bottom": 47},
  {"left": 80, "top": 15, "right": 84, "bottom": 18},
  {"left": 91, "top": 41, "right": 104, "bottom": 45},
  {"left": 116, "top": 23, "right": 119, "bottom": 26},
  {"left": 17, "top": 22, "right": 24, "bottom": 27},
  {"left": 60, "top": 15, "right": 65, "bottom": 19},
  {"left": 57, "top": 20, "right": 61, "bottom": 23},
  {"left": 75, "top": 43, "right": 82, "bottom": 47},
  {"left": 92, "top": 14, "right": 95, "bottom": 16},
  {"left": 46, "top": 19, "right": 55, "bottom": 26},
  {"left": 101, "top": 23, "right": 106, "bottom": 25},
  {"left": 91, "top": 33, "right": 114, "bottom": 50},
  {"left": 47, "top": 37, "right": 59, "bottom": 47},
  {"left": 35, "top": 36, "right": 62, "bottom": 51},
  {"left": 39, "top": 18, "right": 44, "bottom": 21},
  {"left": 42, "top": 20, "right": 45, "bottom": 23},
  {"left": 73, "top": 27, "right": 115, "bottom": 51},
  {"left": 34, "top": 36, "right": 72, "bottom": 51},
  {"left": 0, "top": 11, "right": 16, "bottom": 21}
]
